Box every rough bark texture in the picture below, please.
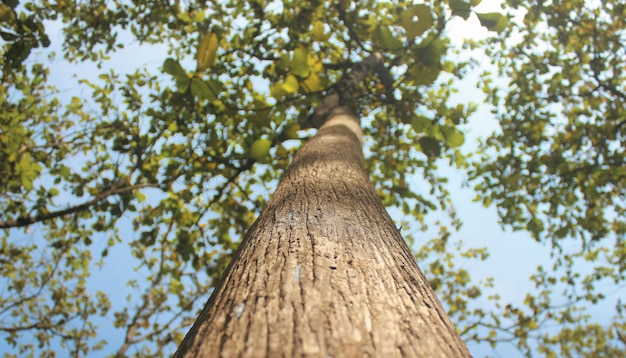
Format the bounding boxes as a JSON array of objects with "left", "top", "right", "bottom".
[{"left": 175, "top": 107, "right": 472, "bottom": 357}]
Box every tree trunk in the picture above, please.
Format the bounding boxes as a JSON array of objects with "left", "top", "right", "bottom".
[{"left": 175, "top": 106, "right": 472, "bottom": 357}]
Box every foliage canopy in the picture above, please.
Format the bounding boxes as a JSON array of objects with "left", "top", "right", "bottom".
[{"left": 0, "top": 0, "right": 623, "bottom": 356}]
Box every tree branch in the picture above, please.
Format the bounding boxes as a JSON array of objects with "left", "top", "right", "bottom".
[
  {"left": 0, "top": 319, "right": 68, "bottom": 332},
  {"left": 0, "top": 181, "right": 158, "bottom": 229}
]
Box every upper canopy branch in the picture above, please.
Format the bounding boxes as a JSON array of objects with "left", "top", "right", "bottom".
[{"left": 302, "top": 52, "right": 393, "bottom": 128}]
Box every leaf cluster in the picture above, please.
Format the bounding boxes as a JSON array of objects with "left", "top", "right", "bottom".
[{"left": 468, "top": 0, "right": 626, "bottom": 355}]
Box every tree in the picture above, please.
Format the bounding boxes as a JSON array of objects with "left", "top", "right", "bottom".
[
  {"left": 0, "top": 0, "right": 623, "bottom": 356},
  {"left": 175, "top": 55, "right": 470, "bottom": 357}
]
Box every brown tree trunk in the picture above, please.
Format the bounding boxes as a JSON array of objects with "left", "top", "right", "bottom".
[{"left": 175, "top": 107, "right": 472, "bottom": 357}]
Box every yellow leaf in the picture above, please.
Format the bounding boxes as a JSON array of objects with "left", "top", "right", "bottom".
[
  {"left": 196, "top": 33, "right": 218, "bottom": 72},
  {"left": 440, "top": 125, "right": 465, "bottom": 147},
  {"left": 193, "top": 10, "right": 205, "bottom": 22},
  {"left": 308, "top": 55, "right": 323, "bottom": 71},
  {"left": 282, "top": 75, "right": 299, "bottom": 94},
  {"left": 271, "top": 75, "right": 299, "bottom": 99},
  {"left": 302, "top": 73, "right": 323, "bottom": 93},
  {"left": 0, "top": 4, "right": 15, "bottom": 24},
  {"left": 177, "top": 12, "right": 192, "bottom": 23},
  {"left": 291, "top": 47, "right": 310, "bottom": 78},
  {"left": 311, "top": 20, "right": 328, "bottom": 41}
]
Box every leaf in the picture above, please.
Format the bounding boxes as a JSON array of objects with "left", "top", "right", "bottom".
[
  {"left": 311, "top": 20, "right": 328, "bottom": 41},
  {"left": 411, "top": 115, "right": 433, "bottom": 133},
  {"left": 283, "top": 124, "right": 300, "bottom": 140},
  {"left": 291, "top": 47, "right": 310, "bottom": 78},
  {"left": 176, "top": 12, "right": 192, "bottom": 23},
  {"left": 277, "top": 52, "right": 291, "bottom": 71},
  {"left": 58, "top": 165, "right": 71, "bottom": 179},
  {"left": 408, "top": 64, "right": 440, "bottom": 86},
  {"left": 376, "top": 26, "right": 403, "bottom": 51},
  {"left": 301, "top": 55, "right": 325, "bottom": 92},
  {"left": 419, "top": 137, "right": 441, "bottom": 157},
  {"left": 249, "top": 138, "right": 272, "bottom": 163},
  {"left": 415, "top": 36, "right": 445, "bottom": 67},
  {"left": 193, "top": 10, "right": 205, "bottom": 22},
  {"left": 449, "top": 0, "right": 472, "bottom": 20},
  {"left": 0, "top": 30, "right": 18, "bottom": 41},
  {"left": 0, "top": 4, "right": 15, "bottom": 24},
  {"left": 16, "top": 153, "right": 41, "bottom": 190},
  {"left": 476, "top": 12, "right": 508, "bottom": 33},
  {"left": 163, "top": 58, "right": 190, "bottom": 90},
  {"left": 190, "top": 78, "right": 217, "bottom": 101},
  {"left": 401, "top": 5, "right": 434, "bottom": 39},
  {"left": 270, "top": 75, "right": 299, "bottom": 99},
  {"left": 283, "top": 75, "right": 299, "bottom": 94},
  {"left": 196, "top": 33, "right": 218, "bottom": 72},
  {"left": 440, "top": 125, "right": 465, "bottom": 147},
  {"left": 301, "top": 73, "right": 323, "bottom": 92},
  {"left": 163, "top": 58, "right": 187, "bottom": 78}
]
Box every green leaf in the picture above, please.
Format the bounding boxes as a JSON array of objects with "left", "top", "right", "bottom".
[
  {"left": 163, "top": 58, "right": 190, "bottom": 90},
  {"left": 449, "top": 0, "right": 472, "bottom": 20},
  {"left": 408, "top": 64, "right": 440, "bottom": 86},
  {"left": 411, "top": 115, "right": 433, "bottom": 133},
  {"left": 476, "top": 12, "right": 508, "bottom": 33},
  {"left": 249, "top": 138, "right": 272, "bottom": 163},
  {"left": 376, "top": 26, "right": 403, "bottom": 51},
  {"left": 190, "top": 78, "right": 217, "bottom": 101},
  {"left": 401, "top": 5, "right": 434, "bottom": 39},
  {"left": 440, "top": 125, "right": 465, "bottom": 147},
  {"left": 277, "top": 52, "right": 291, "bottom": 71},
  {"left": 16, "top": 153, "right": 41, "bottom": 190},
  {"left": 58, "top": 165, "right": 71, "bottom": 179},
  {"left": 419, "top": 137, "right": 441, "bottom": 157},
  {"left": 415, "top": 36, "right": 445, "bottom": 67},
  {"left": 163, "top": 58, "right": 187, "bottom": 78}
]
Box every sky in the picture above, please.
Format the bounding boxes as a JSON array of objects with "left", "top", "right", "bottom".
[{"left": 3, "top": 1, "right": 620, "bottom": 357}]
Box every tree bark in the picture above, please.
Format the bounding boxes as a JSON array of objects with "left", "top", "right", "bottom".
[{"left": 175, "top": 107, "right": 472, "bottom": 357}]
